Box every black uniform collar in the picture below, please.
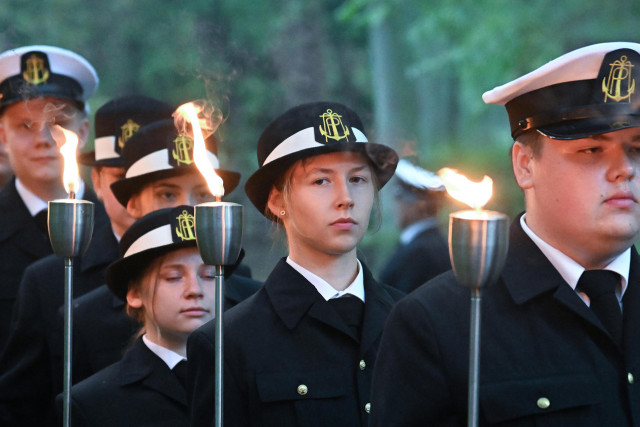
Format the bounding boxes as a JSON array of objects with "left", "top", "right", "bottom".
[
  {"left": 118, "top": 337, "right": 186, "bottom": 405},
  {"left": 264, "top": 258, "right": 396, "bottom": 348}
]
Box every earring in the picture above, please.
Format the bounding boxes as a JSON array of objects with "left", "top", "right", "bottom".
[{"left": 280, "top": 210, "right": 286, "bottom": 216}]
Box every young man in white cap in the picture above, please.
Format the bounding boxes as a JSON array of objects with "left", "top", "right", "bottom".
[
  {"left": 379, "top": 159, "right": 450, "bottom": 293},
  {"left": 370, "top": 42, "right": 640, "bottom": 426},
  {"left": 0, "top": 95, "right": 174, "bottom": 427},
  {"left": 0, "top": 45, "right": 105, "bottom": 349}
]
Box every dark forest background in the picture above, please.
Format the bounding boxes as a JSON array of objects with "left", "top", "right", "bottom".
[{"left": 2, "top": 0, "right": 638, "bottom": 279}]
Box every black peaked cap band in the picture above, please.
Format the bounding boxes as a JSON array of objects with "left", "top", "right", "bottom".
[{"left": 483, "top": 43, "right": 640, "bottom": 140}]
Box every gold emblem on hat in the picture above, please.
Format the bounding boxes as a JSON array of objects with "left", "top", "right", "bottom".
[
  {"left": 23, "top": 54, "right": 50, "bottom": 85},
  {"left": 118, "top": 119, "right": 140, "bottom": 149},
  {"left": 602, "top": 55, "right": 635, "bottom": 103},
  {"left": 172, "top": 135, "right": 194, "bottom": 166},
  {"left": 319, "top": 109, "right": 350, "bottom": 142},
  {"left": 175, "top": 210, "right": 196, "bottom": 241}
]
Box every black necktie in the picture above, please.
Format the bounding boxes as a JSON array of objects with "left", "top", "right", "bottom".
[
  {"left": 34, "top": 209, "right": 48, "bottom": 234},
  {"left": 173, "top": 360, "right": 188, "bottom": 388},
  {"left": 328, "top": 295, "right": 364, "bottom": 338},
  {"left": 576, "top": 270, "right": 623, "bottom": 346}
]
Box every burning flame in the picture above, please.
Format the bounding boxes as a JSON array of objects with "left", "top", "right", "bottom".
[
  {"left": 438, "top": 167, "right": 493, "bottom": 210},
  {"left": 174, "top": 102, "right": 224, "bottom": 199},
  {"left": 51, "top": 125, "right": 81, "bottom": 196}
]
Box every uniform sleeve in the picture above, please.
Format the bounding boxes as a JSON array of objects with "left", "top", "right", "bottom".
[
  {"left": 369, "top": 294, "right": 456, "bottom": 426},
  {"left": 0, "top": 266, "right": 55, "bottom": 426},
  {"left": 187, "top": 325, "right": 218, "bottom": 427},
  {"left": 187, "top": 320, "right": 251, "bottom": 427}
]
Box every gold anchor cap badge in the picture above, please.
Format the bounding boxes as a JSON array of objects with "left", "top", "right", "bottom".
[
  {"left": 175, "top": 210, "right": 196, "bottom": 241},
  {"left": 318, "top": 109, "right": 351, "bottom": 142}
]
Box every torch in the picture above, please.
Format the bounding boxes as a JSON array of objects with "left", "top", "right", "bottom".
[
  {"left": 49, "top": 126, "right": 95, "bottom": 427},
  {"left": 176, "top": 102, "right": 243, "bottom": 427},
  {"left": 438, "top": 168, "right": 508, "bottom": 427}
]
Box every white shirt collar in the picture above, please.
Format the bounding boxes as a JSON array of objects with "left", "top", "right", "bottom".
[
  {"left": 520, "top": 214, "right": 629, "bottom": 300},
  {"left": 15, "top": 178, "right": 86, "bottom": 216},
  {"left": 111, "top": 226, "right": 123, "bottom": 242},
  {"left": 142, "top": 334, "right": 186, "bottom": 369},
  {"left": 286, "top": 257, "right": 365, "bottom": 302},
  {"left": 400, "top": 217, "right": 439, "bottom": 245}
]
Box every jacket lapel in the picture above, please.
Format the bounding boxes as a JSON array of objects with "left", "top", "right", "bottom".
[
  {"left": 266, "top": 259, "right": 357, "bottom": 340},
  {"left": 360, "top": 264, "right": 396, "bottom": 353},
  {"left": 119, "top": 338, "right": 187, "bottom": 406},
  {"left": 0, "top": 179, "right": 52, "bottom": 258},
  {"left": 502, "top": 215, "right": 616, "bottom": 338},
  {"left": 623, "top": 249, "right": 640, "bottom": 358}
]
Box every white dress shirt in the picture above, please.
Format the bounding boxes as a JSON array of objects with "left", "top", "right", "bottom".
[{"left": 286, "top": 257, "right": 365, "bottom": 302}]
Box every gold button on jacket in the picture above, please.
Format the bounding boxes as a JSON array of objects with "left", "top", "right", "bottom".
[
  {"left": 537, "top": 397, "right": 550, "bottom": 409},
  {"left": 297, "top": 384, "right": 308, "bottom": 396}
]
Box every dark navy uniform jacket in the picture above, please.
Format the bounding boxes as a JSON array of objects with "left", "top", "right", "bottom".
[
  {"left": 187, "top": 259, "right": 405, "bottom": 427},
  {"left": 69, "top": 272, "right": 263, "bottom": 385},
  {"left": 380, "top": 225, "right": 451, "bottom": 293},
  {"left": 370, "top": 216, "right": 640, "bottom": 426},
  {"left": 58, "top": 337, "right": 189, "bottom": 427},
  {"left": 0, "top": 219, "right": 115, "bottom": 427},
  {"left": 0, "top": 177, "right": 106, "bottom": 348}
]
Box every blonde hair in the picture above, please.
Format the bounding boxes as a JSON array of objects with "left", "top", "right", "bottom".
[{"left": 125, "top": 254, "right": 166, "bottom": 339}]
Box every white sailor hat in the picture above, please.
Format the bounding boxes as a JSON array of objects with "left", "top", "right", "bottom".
[
  {"left": 483, "top": 42, "right": 640, "bottom": 140},
  {"left": 0, "top": 45, "right": 98, "bottom": 110},
  {"left": 394, "top": 159, "right": 445, "bottom": 192}
]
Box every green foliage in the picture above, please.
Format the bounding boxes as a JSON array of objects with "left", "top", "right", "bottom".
[{"left": 0, "top": 0, "right": 637, "bottom": 277}]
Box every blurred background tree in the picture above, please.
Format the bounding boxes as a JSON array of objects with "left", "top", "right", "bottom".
[{"left": 1, "top": 0, "right": 638, "bottom": 279}]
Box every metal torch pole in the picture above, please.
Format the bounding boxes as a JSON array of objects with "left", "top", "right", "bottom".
[
  {"left": 62, "top": 256, "right": 73, "bottom": 427},
  {"left": 448, "top": 211, "right": 508, "bottom": 427},
  {"left": 468, "top": 288, "right": 481, "bottom": 427},
  {"left": 49, "top": 199, "right": 95, "bottom": 427},
  {"left": 214, "top": 265, "right": 224, "bottom": 427},
  {"left": 194, "top": 202, "right": 244, "bottom": 427}
]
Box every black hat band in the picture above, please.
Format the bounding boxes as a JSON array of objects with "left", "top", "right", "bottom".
[
  {"left": 262, "top": 126, "right": 368, "bottom": 167},
  {"left": 0, "top": 72, "right": 84, "bottom": 108},
  {"left": 512, "top": 101, "right": 640, "bottom": 137}
]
